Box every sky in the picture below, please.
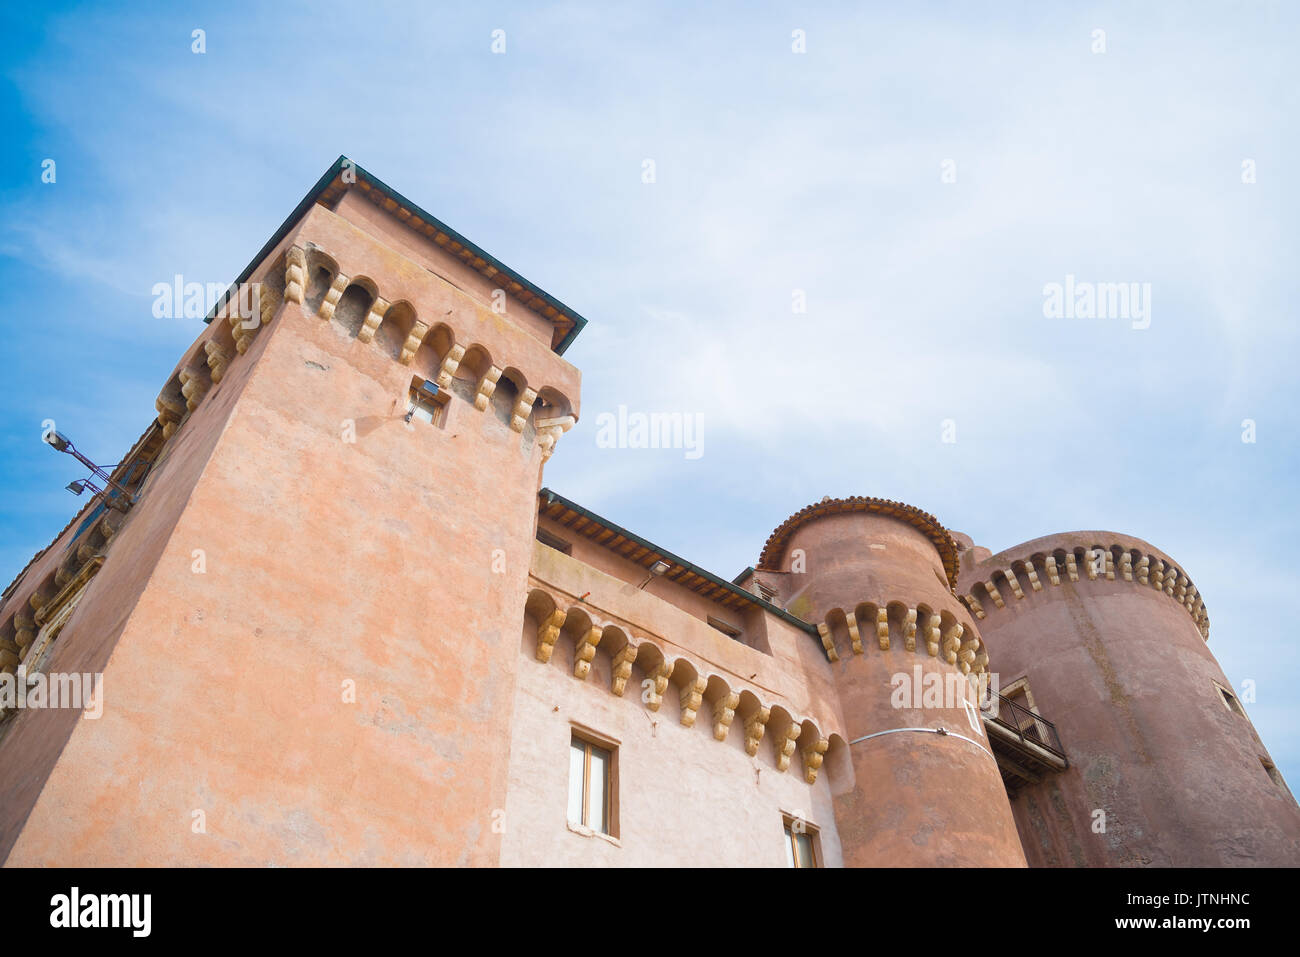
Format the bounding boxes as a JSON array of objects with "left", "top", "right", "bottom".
[{"left": 1, "top": 2, "right": 1297, "bottom": 788}]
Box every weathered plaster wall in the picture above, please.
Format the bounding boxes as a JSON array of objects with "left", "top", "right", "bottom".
[
  {"left": 537, "top": 514, "right": 762, "bottom": 640},
  {"left": 762, "top": 506, "right": 1027, "bottom": 866},
  {"left": 963, "top": 532, "right": 1300, "bottom": 867},
  {"left": 0, "top": 245, "right": 287, "bottom": 864},
  {"left": 502, "top": 594, "right": 845, "bottom": 867},
  {"left": 331, "top": 190, "right": 559, "bottom": 349},
  {"left": 528, "top": 542, "right": 845, "bottom": 737},
  {"left": 5, "top": 193, "right": 574, "bottom": 865}
]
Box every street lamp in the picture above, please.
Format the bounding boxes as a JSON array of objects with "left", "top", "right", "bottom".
[{"left": 44, "top": 430, "right": 134, "bottom": 511}]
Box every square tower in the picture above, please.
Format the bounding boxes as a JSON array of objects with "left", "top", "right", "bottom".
[{"left": 0, "top": 158, "right": 584, "bottom": 865}]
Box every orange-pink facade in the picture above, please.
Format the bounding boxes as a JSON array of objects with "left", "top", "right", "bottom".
[{"left": 0, "top": 160, "right": 1295, "bottom": 867}]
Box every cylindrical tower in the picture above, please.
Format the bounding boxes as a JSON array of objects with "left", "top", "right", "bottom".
[
  {"left": 757, "top": 497, "right": 1027, "bottom": 867},
  {"left": 957, "top": 531, "right": 1300, "bottom": 866}
]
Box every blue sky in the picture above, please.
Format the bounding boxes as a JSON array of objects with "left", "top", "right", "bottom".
[{"left": 2, "top": 2, "right": 1297, "bottom": 785}]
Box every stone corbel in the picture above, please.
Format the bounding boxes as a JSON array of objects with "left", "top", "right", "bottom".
[
  {"left": 1084, "top": 550, "right": 1100, "bottom": 581},
  {"left": 204, "top": 340, "right": 230, "bottom": 384},
  {"left": 318, "top": 273, "right": 350, "bottom": 320},
  {"left": 902, "top": 608, "right": 918, "bottom": 651},
  {"left": 100, "top": 510, "right": 127, "bottom": 541},
  {"left": 744, "top": 707, "right": 771, "bottom": 756},
  {"left": 1004, "top": 571, "right": 1025, "bottom": 599},
  {"left": 536, "top": 609, "right": 566, "bottom": 664},
  {"left": 1025, "top": 564, "right": 1042, "bottom": 591},
  {"left": 963, "top": 594, "right": 985, "bottom": 619},
  {"left": 958, "top": 634, "right": 981, "bottom": 674},
  {"left": 259, "top": 283, "right": 276, "bottom": 331},
  {"left": 1065, "top": 552, "right": 1079, "bottom": 582},
  {"left": 775, "top": 723, "right": 801, "bottom": 772},
  {"left": 536, "top": 414, "right": 576, "bottom": 461},
  {"left": 54, "top": 553, "right": 79, "bottom": 588},
  {"left": 1135, "top": 555, "right": 1150, "bottom": 584},
  {"left": 511, "top": 388, "right": 538, "bottom": 432},
  {"left": 573, "top": 625, "right": 602, "bottom": 680},
  {"left": 356, "top": 297, "right": 391, "bottom": 344},
  {"left": 644, "top": 661, "right": 674, "bottom": 712},
  {"left": 1044, "top": 555, "right": 1060, "bottom": 586},
  {"left": 816, "top": 623, "right": 839, "bottom": 662},
  {"left": 984, "top": 582, "right": 1004, "bottom": 609},
  {"left": 179, "top": 365, "right": 210, "bottom": 412},
  {"left": 713, "top": 692, "right": 739, "bottom": 741},
  {"left": 435, "top": 345, "right": 466, "bottom": 390},
  {"left": 1119, "top": 552, "right": 1134, "bottom": 581},
  {"left": 14, "top": 610, "right": 36, "bottom": 656},
  {"left": 803, "top": 738, "right": 829, "bottom": 785},
  {"left": 399, "top": 320, "right": 430, "bottom": 365},
  {"left": 845, "top": 613, "right": 862, "bottom": 655},
  {"left": 226, "top": 290, "right": 266, "bottom": 355},
  {"left": 611, "top": 643, "right": 637, "bottom": 696},
  {"left": 941, "top": 623, "right": 964, "bottom": 665},
  {"left": 473, "top": 366, "right": 503, "bottom": 411},
  {"left": 155, "top": 391, "right": 186, "bottom": 440},
  {"left": 875, "top": 608, "right": 889, "bottom": 650},
  {"left": 923, "top": 613, "right": 941, "bottom": 656},
  {"left": 226, "top": 304, "right": 252, "bottom": 354},
  {"left": 74, "top": 537, "right": 97, "bottom": 564},
  {"left": 29, "top": 581, "right": 56, "bottom": 617},
  {"left": 1150, "top": 559, "right": 1165, "bottom": 590},
  {"left": 679, "top": 677, "right": 707, "bottom": 727},
  {"left": 285, "top": 245, "right": 307, "bottom": 305},
  {"left": 1104, "top": 551, "right": 1116, "bottom": 581}
]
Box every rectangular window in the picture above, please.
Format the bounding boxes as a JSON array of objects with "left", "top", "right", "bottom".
[
  {"left": 1262, "top": 758, "right": 1285, "bottom": 789},
  {"left": 783, "top": 816, "right": 819, "bottom": 868},
  {"left": 568, "top": 733, "right": 616, "bottom": 836},
  {"left": 1214, "top": 681, "right": 1245, "bottom": 717},
  {"left": 707, "top": 615, "right": 742, "bottom": 639},
  {"left": 536, "top": 528, "right": 573, "bottom": 555},
  {"left": 407, "top": 379, "right": 449, "bottom": 428}
]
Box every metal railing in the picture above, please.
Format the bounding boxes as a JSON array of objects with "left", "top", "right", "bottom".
[{"left": 986, "top": 693, "right": 1066, "bottom": 759}]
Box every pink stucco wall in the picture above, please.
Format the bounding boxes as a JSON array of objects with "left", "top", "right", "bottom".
[
  {"left": 4, "top": 192, "right": 577, "bottom": 865},
  {"left": 960, "top": 532, "right": 1300, "bottom": 866}
]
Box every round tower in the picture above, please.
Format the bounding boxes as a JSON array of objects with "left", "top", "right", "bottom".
[
  {"left": 758, "top": 497, "right": 1027, "bottom": 867},
  {"left": 957, "top": 531, "right": 1300, "bottom": 866}
]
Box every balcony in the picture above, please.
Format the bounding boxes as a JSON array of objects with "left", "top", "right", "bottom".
[{"left": 983, "top": 693, "right": 1068, "bottom": 791}]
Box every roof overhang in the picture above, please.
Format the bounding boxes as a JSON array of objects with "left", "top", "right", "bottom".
[
  {"left": 759, "top": 495, "right": 960, "bottom": 590},
  {"left": 204, "top": 156, "right": 588, "bottom": 355},
  {"left": 537, "top": 489, "right": 819, "bottom": 637}
]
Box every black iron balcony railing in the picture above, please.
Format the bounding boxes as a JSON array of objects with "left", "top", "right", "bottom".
[{"left": 986, "top": 692, "right": 1066, "bottom": 761}]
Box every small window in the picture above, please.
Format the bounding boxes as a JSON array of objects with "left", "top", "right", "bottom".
[
  {"left": 1262, "top": 758, "right": 1285, "bottom": 789},
  {"left": 755, "top": 581, "right": 778, "bottom": 604},
  {"left": 707, "top": 615, "right": 742, "bottom": 639},
  {"left": 536, "top": 528, "right": 573, "bottom": 555},
  {"left": 568, "top": 733, "right": 616, "bottom": 836},
  {"left": 406, "top": 378, "right": 448, "bottom": 428},
  {"left": 783, "top": 816, "right": 819, "bottom": 868},
  {"left": 1214, "top": 681, "right": 1245, "bottom": 717}
]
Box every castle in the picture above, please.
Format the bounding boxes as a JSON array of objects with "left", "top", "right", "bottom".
[{"left": 1, "top": 157, "right": 1296, "bottom": 867}]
